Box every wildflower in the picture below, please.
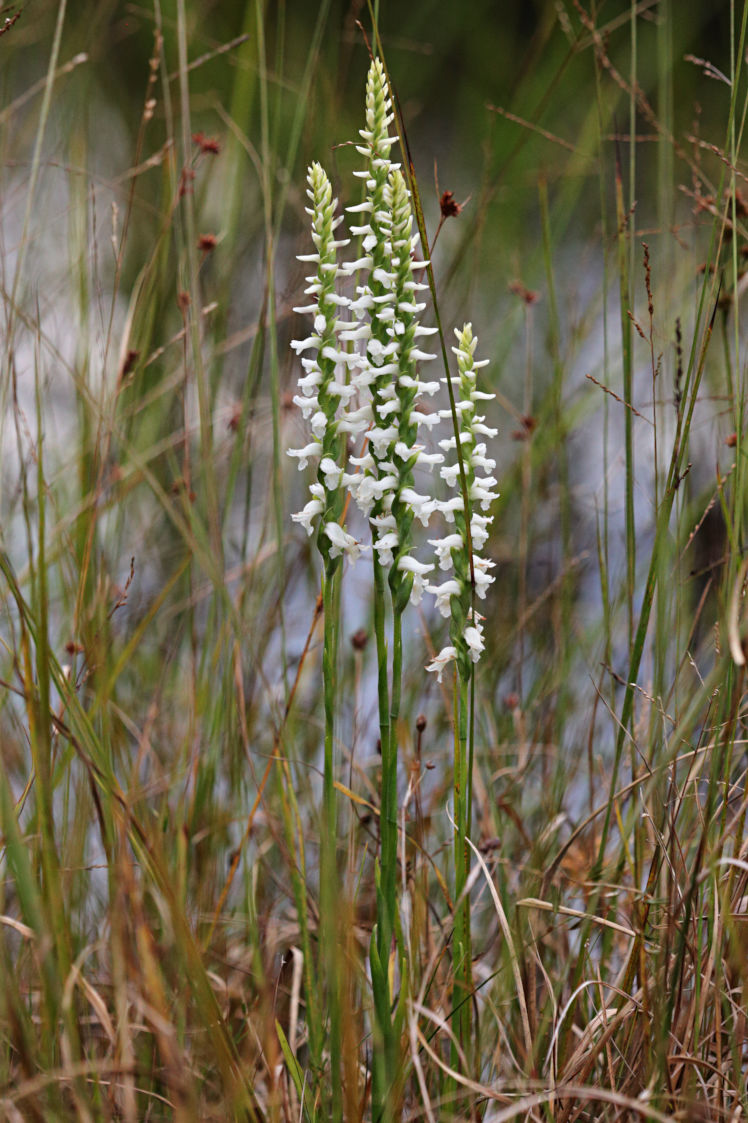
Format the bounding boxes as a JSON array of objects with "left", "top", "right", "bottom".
[
  {"left": 291, "top": 484, "right": 325, "bottom": 535},
  {"left": 324, "top": 521, "right": 362, "bottom": 562},
  {"left": 429, "top": 578, "right": 462, "bottom": 618},
  {"left": 427, "top": 324, "right": 498, "bottom": 680},
  {"left": 342, "top": 64, "right": 441, "bottom": 604},
  {"left": 396, "top": 555, "right": 433, "bottom": 605},
  {"left": 426, "top": 645, "right": 458, "bottom": 683},
  {"left": 287, "top": 440, "right": 322, "bottom": 470},
  {"left": 464, "top": 617, "right": 486, "bottom": 660},
  {"left": 287, "top": 162, "right": 363, "bottom": 567}
]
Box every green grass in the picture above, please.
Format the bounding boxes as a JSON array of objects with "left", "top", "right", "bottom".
[{"left": 1, "top": 1, "right": 748, "bottom": 1119}]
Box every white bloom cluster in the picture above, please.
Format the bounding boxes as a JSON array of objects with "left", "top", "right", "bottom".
[
  {"left": 289, "top": 60, "right": 442, "bottom": 599},
  {"left": 288, "top": 65, "right": 499, "bottom": 663},
  {"left": 339, "top": 61, "right": 442, "bottom": 608},
  {"left": 426, "top": 324, "right": 498, "bottom": 681},
  {"left": 287, "top": 162, "right": 363, "bottom": 567},
  {"left": 343, "top": 134, "right": 442, "bottom": 606}
]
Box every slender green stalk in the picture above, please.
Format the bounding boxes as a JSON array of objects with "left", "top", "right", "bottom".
[
  {"left": 322, "top": 568, "right": 339, "bottom": 871},
  {"left": 321, "top": 562, "right": 342, "bottom": 1122},
  {"left": 615, "top": 152, "right": 635, "bottom": 653},
  {"left": 373, "top": 554, "right": 393, "bottom": 963},
  {"left": 452, "top": 672, "right": 471, "bottom": 1052},
  {"left": 371, "top": 555, "right": 394, "bottom": 1123}
]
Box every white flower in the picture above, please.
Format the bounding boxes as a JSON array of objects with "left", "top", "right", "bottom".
[
  {"left": 310, "top": 410, "right": 328, "bottom": 439},
  {"left": 376, "top": 399, "right": 400, "bottom": 419},
  {"left": 438, "top": 496, "right": 465, "bottom": 522},
  {"left": 337, "top": 406, "right": 371, "bottom": 436},
  {"left": 474, "top": 554, "right": 495, "bottom": 579},
  {"left": 293, "top": 394, "right": 319, "bottom": 419},
  {"left": 438, "top": 431, "right": 472, "bottom": 451},
  {"left": 373, "top": 531, "right": 399, "bottom": 566},
  {"left": 474, "top": 572, "right": 495, "bottom": 599},
  {"left": 290, "top": 334, "right": 321, "bottom": 354},
  {"left": 291, "top": 496, "right": 324, "bottom": 535},
  {"left": 415, "top": 449, "right": 443, "bottom": 468},
  {"left": 470, "top": 479, "right": 499, "bottom": 509},
  {"left": 464, "top": 624, "right": 485, "bottom": 661},
  {"left": 338, "top": 323, "right": 370, "bottom": 342},
  {"left": 370, "top": 512, "right": 397, "bottom": 531},
  {"left": 472, "top": 453, "right": 496, "bottom": 473},
  {"left": 427, "top": 578, "right": 461, "bottom": 617},
  {"left": 287, "top": 441, "right": 322, "bottom": 470},
  {"left": 414, "top": 378, "right": 440, "bottom": 395},
  {"left": 413, "top": 410, "right": 440, "bottom": 430},
  {"left": 327, "top": 382, "right": 357, "bottom": 404},
  {"left": 345, "top": 254, "right": 374, "bottom": 272},
  {"left": 320, "top": 456, "right": 343, "bottom": 491},
  {"left": 397, "top": 555, "right": 434, "bottom": 604},
  {"left": 320, "top": 345, "right": 356, "bottom": 366},
  {"left": 440, "top": 463, "right": 461, "bottom": 488},
  {"left": 297, "top": 370, "right": 322, "bottom": 394},
  {"left": 368, "top": 425, "right": 398, "bottom": 456},
  {"left": 400, "top": 487, "right": 436, "bottom": 527},
  {"left": 470, "top": 514, "right": 492, "bottom": 550},
  {"left": 426, "top": 645, "right": 457, "bottom": 682},
  {"left": 428, "top": 533, "right": 463, "bottom": 570},
  {"left": 366, "top": 338, "right": 387, "bottom": 366},
  {"left": 324, "top": 521, "right": 363, "bottom": 562}
]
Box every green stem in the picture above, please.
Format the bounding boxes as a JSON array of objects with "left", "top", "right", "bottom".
[
  {"left": 372, "top": 551, "right": 392, "bottom": 957},
  {"left": 370, "top": 549, "right": 395, "bottom": 1122},
  {"left": 386, "top": 606, "right": 403, "bottom": 947},
  {"left": 321, "top": 563, "right": 342, "bottom": 1122},
  {"left": 453, "top": 672, "right": 472, "bottom": 1064}
]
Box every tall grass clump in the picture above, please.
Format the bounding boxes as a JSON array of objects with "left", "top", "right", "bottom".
[{"left": 2, "top": 2, "right": 748, "bottom": 1121}]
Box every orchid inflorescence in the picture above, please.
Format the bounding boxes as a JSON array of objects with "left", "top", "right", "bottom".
[
  {"left": 288, "top": 58, "right": 498, "bottom": 674},
  {"left": 288, "top": 161, "right": 361, "bottom": 569},
  {"left": 426, "top": 323, "right": 498, "bottom": 681}
]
